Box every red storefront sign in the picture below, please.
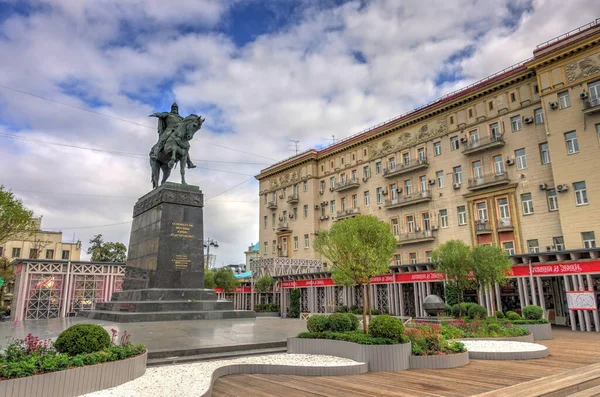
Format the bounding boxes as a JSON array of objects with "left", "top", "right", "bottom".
[
  {"left": 214, "top": 286, "right": 252, "bottom": 293},
  {"left": 509, "top": 261, "right": 600, "bottom": 277},
  {"left": 395, "top": 271, "right": 445, "bottom": 282}
]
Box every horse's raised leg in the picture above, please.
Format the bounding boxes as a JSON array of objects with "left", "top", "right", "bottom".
[
  {"left": 180, "top": 154, "right": 187, "bottom": 185},
  {"left": 168, "top": 146, "right": 177, "bottom": 169}
]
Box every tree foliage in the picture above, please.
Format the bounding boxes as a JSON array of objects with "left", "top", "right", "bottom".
[
  {"left": 254, "top": 275, "right": 274, "bottom": 293},
  {"left": 0, "top": 257, "right": 14, "bottom": 304},
  {"left": 204, "top": 268, "right": 216, "bottom": 289},
  {"left": 213, "top": 268, "right": 238, "bottom": 292},
  {"left": 471, "top": 244, "right": 512, "bottom": 287},
  {"left": 432, "top": 240, "right": 473, "bottom": 316},
  {"left": 0, "top": 186, "right": 36, "bottom": 246},
  {"left": 86, "top": 234, "right": 127, "bottom": 262},
  {"left": 313, "top": 215, "right": 396, "bottom": 333}
]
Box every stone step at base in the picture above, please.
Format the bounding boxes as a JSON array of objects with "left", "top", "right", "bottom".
[
  {"left": 147, "top": 347, "right": 287, "bottom": 367},
  {"left": 78, "top": 309, "right": 256, "bottom": 323},
  {"left": 95, "top": 300, "right": 233, "bottom": 313},
  {"left": 111, "top": 288, "right": 218, "bottom": 302}
]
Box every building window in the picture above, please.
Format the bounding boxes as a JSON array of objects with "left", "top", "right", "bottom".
[
  {"left": 321, "top": 206, "right": 326, "bottom": 217},
  {"left": 363, "top": 165, "right": 370, "bottom": 179},
  {"left": 352, "top": 194, "right": 358, "bottom": 208},
  {"left": 493, "top": 155, "right": 504, "bottom": 175},
  {"left": 293, "top": 236, "right": 299, "bottom": 250},
  {"left": 503, "top": 241, "right": 515, "bottom": 256},
  {"left": 436, "top": 170, "right": 444, "bottom": 188},
  {"left": 434, "top": 142, "right": 441, "bottom": 156},
  {"left": 376, "top": 187, "right": 383, "bottom": 204},
  {"left": 330, "top": 200, "right": 336, "bottom": 214},
  {"left": 535, "top": 108, "right": 544, "bottom": 124},
  {"left": 540, "top": 142, "right": 551, "bottom": 164},
  {"left": 472, "top": 160, "right": 483, "bottom": 179},
  {"left": 476, "top": 201, "right": 488, "bottom": 220},
  {"left": 450, "top": 136, "right": 459, "bottom": 151},
  {"left": 12, "top": 247, "right": 21, "bottom": 258},
  {"left": 304, "top": 234, "right": 309, "bottom": 248},
  {"left": 457, "top": 205, "right": 467, "bottom": 225},
  {"left": 340, "top": 173, "right": 346, "bottom": 183},
  {"left": 469, "top": 129, "right": 479, "bottom": 144},
  {"left": 565, "top": 131, "right": 579, "bottom": 154},
  {"left": 419, "top": 175, "right": 427, "bottom": 192},
  {"left": 272, "top": 213, "right": 276, "bottom": 227},
  {"left": 406, "top": 216, "right": 415, "bottom": 232},
  {"left": 582, "top": 232, "right": 596, "bottom": 248},
  {"left": 394, "top": 254, "right": 402, "bottom": 266},
  {"left": 391, "top": 218, "right": 399, "bottom": 236},
  {"left": 390, "top": 183, "right": 398, "bottom": 200},
  {"left": 510, "top": 92, "right": 516, "bottom": 102},
  {"left": 402, "top": 152, "right": 410, "bottom": 165},
  {"left": 453, "top": 166, "right": 462, "bottom": 184},
  {"left": 341, "top": 197, "right": 346, "bottom": 211},
  {"left": 303, "top": 181, "right": 308, "bottom": 192},
  {"left": 521, "top": 193, "right": 534, "bottom": 215},
  {"left": 468, "top": 109, "right": 473, "bottom": 118},
  {"left": 597, "top": 123, "right": 600, "bottom": 144},
  {"left": 558, "top": 91, "right": 571, "bottom": 109},
  {"left": 527, "top": 239, "right": 539, "bottom": 253},
  {"left": 409, "top": 252, "right": 417, "bottom": 264},
  {"left": 417, "top": 147, "right": 426, "bottom": 161},
  {"left": 29, "top": 248, "right": 38, "bottom": 259},
  {"left": 546, "top": 189, "right": 558, "bottom": 211},
  {"left": 293, "top": 207, "right": 298, "bottom": 219},
  {"left": 264, "top": 194, "right": 267, "bottom": 204},
  {"left": 389, "top": 157, "right": 396, "bottom": 170},
  {"left": 574, "top": 181, "right": 588, "bottom": 205},
  {"left": 404, "top": 179, "right": 412, "bottom": 196},
  {"left": 488, "top": 101, "right": 494, "bottom": 111},
  {"left": 264, "top": 216, "right": 268, "bottom": 228},
  {"left": 320, "top": 180, "right": 325, "bottom": 192},
  {"left": 329, "top": 176, "right": 336, "bottom": 189},
  {"left": 422, "top": 212, "right": 431, "bottom": 231},
  {"left": 553, "top": 236, "right": 565, "bottom": 251},
  {"left": 511, "top": 115, "right": 522, "bottom": 131},
  {"left": 364, "top": 191, "right": 370, "bottom": 206},
  {"left": 490, "top": 122, "right": 500, "bottom": 138},
  {"left": 425, "top": 251, "right": 432, "bottom": 262},
  {"left": 375, "top": 162, "right": 382, "bottom": 174},
  {"left": 589, "top": 79, "right": 600, "bottom": 99},
  {"left": 273, "top": 240, "right": 277, "bottom": 254},
  {"left": 341, "top": 157, "right": 344, "bottom": 165},
  {"left": 61, "top": 250, "right": 70, "bottom": 259},
  {"left": 264, "top": 242, "right": 268, "bottom": 255},
  {"left": 515, "top": 148, "right": 527, "bottom": 170},
  {"left": 303, "top": 205, "right": 308, "bottom": 218},
  {"left": 534, "top": 84, "right": 539, "bottom": 93},
  {"left": 439, "top": 209, "right": 448, "bottom": 228},
  {"left": 498, "top": 197, "right": 510, "bottom": 220}
]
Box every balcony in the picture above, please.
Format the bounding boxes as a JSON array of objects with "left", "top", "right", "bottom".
[
  {"left": 287, "top": 194, "right": 299, "bottom": 204},
  {"left": 397, "top": 230, "right": 436, "bottom": 245},
  {"left": 475, "top": 220, "right": 492, "bottom": 234},
  {"left": 383, "top": 158, "right": 428, "bottom": 178},
  {"left": 462, "top": 134, "right": 505, "bottom": 155},
  {"left": 583, "top": 97, "right": 600, "bottom": 114},
  {"left": 267, "top": 200, "right": 278, "bottom": 210},
  {"left": 497, "top": 217, "right": 514, "bottom": 232},
  {"left": 335, "top": 207, "right": 360, "bottom": 220},
  {"left": 384, "top": 190, "right": 432, "bottom": 209},
  {"left": 467, "top": 172, "right": 509, "bottom": 191},
  {"left": 333, "top": 178, "right": 360, "bottom": 192},
  {"left": 277, "top": 221, "right": 290, "bottom": 232}
]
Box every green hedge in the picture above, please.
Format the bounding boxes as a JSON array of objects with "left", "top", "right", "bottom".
[
  {"left": 297, "top": 331, "right": 400, "bottom": 345},
  {"left": 307, "top": 315, "right": 330, "bottom": 332},
  {"left": 345, "top": 313, "right": 360, "bottom": 331},
  {"left": 506, "top": 311, "right": 521, "bottom": 321},
  {"left": 467, "top": 304, "right": 488, "bottom": 319},
  {"left": 368, "top": 315, "right": 405, "bottom": 342},
  {"left": 328, "top": 313, "right": 354, "bottom": 332},
  {"left": 54, "top": 324, "right": 111, "bottom": 356},
  {"left": 522, "top": 305, "right": 544, "bottom": 320},
  {"left": 503, "top": 319, "right": 549, "bottom": 325}
]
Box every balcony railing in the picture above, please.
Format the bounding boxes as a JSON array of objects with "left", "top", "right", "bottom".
[
  {"left": 497, "top": 217, "right": 514, "bottom": 231},
  {"left": 287, "top": 194, "right": 299, "bottom": 204},
  {"left": 267, "top": 200, "right": 278, "bottom": 209},
  {"left": 335, "top": 207, "right": 360, "bottom": 220},
  {"left": 397, "top": 230, "right": 436, "bottom": 245},
  {"left": 277, "top": 221, "right": 290, "bottom": 232},
  {"left": 462, "top": 134, "right": 505, "bottom": 154},
  {"left": 384, "top": 190, "right": 432, "bottom": 209},
  {"left": 474, "top": 220, "right": 492, "bottom": 234},
  {"left": 467, "top": 172, "right": 509, "bottom": 190},
  {"left": 583, "top": 97, "right": 600, "bottom": 114},
  {"left": 383, "top": 158, "right": 428, "bottom": 178},
  {"left": 333, "top": 178, "right": 360, "bottom": 192}
]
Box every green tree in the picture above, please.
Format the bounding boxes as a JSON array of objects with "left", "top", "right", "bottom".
[
  {"left": 86, "top": 234, "right": 127, "bottom": 262},
  {"left": 0, "top": 186, "right": 36, "bottom": 246},
  {"left": 471, "top": 244, "right": 512, "bottom": 314},
  {"left": 313, "top": 215, "right": 396, "bottom": 334},
  {"left": 0, "top": 257, "right": 14, "bottom": 305},
  {"left": 432, "top": 240, "right": 473, "bottom": 317},
  {"left": 204, "top": 268, "right": 216, "bottom": 289},
  {"left": 254, "top": 275, "right": 274, "bottom": 293},
  {"left": 214, "top": 268, "right": 239, "bottom": 292}
]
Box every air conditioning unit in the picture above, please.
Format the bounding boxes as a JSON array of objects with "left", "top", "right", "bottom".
[
  {"left": 431, "top": 225, "right": 439, "bottom": 231},
  {"left": 414, "top": 226, "right": 421, "bottom": 232},
  {"left": 325, "top": 215, "right": 330, "bottom": 220},
  {"left": 557, "top": 184, "right": 569, "bottom": 192},
  {"left": 319, "top": 190, "right": 324, "bottom": 195},
  {"left": 580, "top": 91, "right": 589, "bottom": 99},
  {"left": 428, "top": 179, "right": 436, "bottom": 185},
  {"left": 506, "top": 158, "right": 515, "bottom": 165},
  {"left": 453, "top": 183, "right": 460, "bottom": 189},
  {"left": 314, "top": 205, "right": 320, "bottom": 210},
  {"left": 279, "top": 216, "right": 283, "bottom": 221},
  {"left": 549, "top": 101, "right": 559, "bottom": 109},
  {"left": 362, "top": 177, "right": 369, "bottom": 182},
  {"left": 460, "top": 137, "right": 468, "bottom": 143},
  {"left": 279, "top": 194, "right": 284, "bottom": 199},
  {"left": 523, "top": 117, "right": 534, "bottom": 124},
  {"left": 319, "top": 216, "right": 325, "bottom": 221},
  {"left": 539, "top": 183, "right": 548, "bottom": 191},
  {"left": 289, "top": 213, "right": 294, "bottom": 218},
  {"left": 321, "top": 201, "right": 328, "bottom": 206},
  {"left": 382, "top": 189, "right": 389, "bottom": 195},
  {"left": 277, "top": 245, "right": 282, "bottom": 250},
  {"left": 396, "top": 187, "right": 403, "bottom": 193}
]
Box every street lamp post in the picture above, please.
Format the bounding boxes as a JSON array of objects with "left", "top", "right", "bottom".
[{"left": 203, "top": 238, "right": 219, "bottom": 269}]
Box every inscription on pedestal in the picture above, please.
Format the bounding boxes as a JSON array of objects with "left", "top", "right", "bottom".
[
  {"left": 172, "top": 254, "right": 191, "bottom": 270},
  {"left": 170, "top": 222, "right": 194, "bottom": 239}
]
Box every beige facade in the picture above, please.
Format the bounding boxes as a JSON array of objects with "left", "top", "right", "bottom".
[
  {"left": 256, "top": 21, "right": 600, "bottom": 265},
  {"left": 0, "top": 218, "right": 82, "bottom": 262}
]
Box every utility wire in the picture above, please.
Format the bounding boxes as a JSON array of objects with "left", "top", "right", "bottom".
[
  {"left": 10, "top": 189, "right": 257, "bottom": 202},
  {"left": 0, "top": 83, "right": 277, "bottom": 161}
]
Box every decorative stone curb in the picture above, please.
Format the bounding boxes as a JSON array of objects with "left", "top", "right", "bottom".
[
  {"left": 199, "top": 361, "right": 368, "bottom": 397},
  {"left": 287, "top": 338, "right": 411, "bottom": 371},
  {"left": 0, "top": 351, "right": 147, "bottom": 397},
  {"left": 521, "top": 323, "right": 552, "bottom": 340},
  {"left": 467, "top": 348, "right": 549, "bottom": 360},
  {"left": 459, "top": 334, "right": 534, "bottom": 343},
  {"left": 459, "top": 340, "right": 549, "bottom": 361},
  {"left": 409, "top": 351, "right": 470, "bottom": 369}
]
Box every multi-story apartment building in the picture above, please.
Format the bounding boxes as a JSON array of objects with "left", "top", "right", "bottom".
[{"left": 256, "top": 20, "right": 600, "bottom": 265}]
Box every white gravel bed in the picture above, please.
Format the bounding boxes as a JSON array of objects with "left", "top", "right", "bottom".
[
  {"left": 82, "top": 353, "right": 358, "bottom": 397},
  {"left": 459, "top": 340, "right": 547, "bottom": 352}
]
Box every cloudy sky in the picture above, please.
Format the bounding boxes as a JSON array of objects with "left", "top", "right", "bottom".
[{"left": 1, "top": 0, "right": 599, "bottom": 266}]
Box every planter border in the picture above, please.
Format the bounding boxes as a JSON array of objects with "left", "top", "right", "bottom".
[
  {"left": 0, "top": 351, "right": 147, "bottom": 397},
  {"left": 520, "top": 323, "right": 552, "bottom": 340},
  {"left": 254, "top": 312, "right": 280, "bottom": 317},
  {"left": 465, "top": 346, "right": 549, "bottom": 360},
  {"left": 409, "top": 351, "right": 470, "bottom": 369},
  {"left": 457, "top": 333, "right": 534, "bottom": 343},
  {"left": 287, "top": 337, "right": 411, "bottom": 372}
]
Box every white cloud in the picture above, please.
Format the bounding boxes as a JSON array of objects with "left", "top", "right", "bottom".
[{"left": 1, "top": 0, "right": 599, "bottom": 265}]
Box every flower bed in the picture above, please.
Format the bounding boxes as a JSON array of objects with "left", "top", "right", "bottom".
[
  {"left": 440, "top": 319, "right": 530, "bottom": 339},
  {"left": 405, "top": 323, "right": 466, "bottom": 356}
]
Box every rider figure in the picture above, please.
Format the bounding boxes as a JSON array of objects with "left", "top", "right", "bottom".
[{"left": 150, "top": 102, "right": 196, "bottom": 169}]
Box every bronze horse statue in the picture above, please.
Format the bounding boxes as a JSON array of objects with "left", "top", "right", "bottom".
[{"left": 149, "top": 114, "right": 205, "bottom": 188}]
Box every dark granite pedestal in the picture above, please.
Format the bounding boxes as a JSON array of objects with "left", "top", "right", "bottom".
[{"left": 80, "top": 183, "right": 255, "bottom": 323}]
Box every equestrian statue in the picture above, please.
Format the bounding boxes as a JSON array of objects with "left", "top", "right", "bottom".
[{"left": 149, "top": 102, "right": 205, "bottom": 188}]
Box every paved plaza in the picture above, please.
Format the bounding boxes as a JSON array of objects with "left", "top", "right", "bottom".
[{"left": 0, "top": 317, "right": 308, "bottom": 353}]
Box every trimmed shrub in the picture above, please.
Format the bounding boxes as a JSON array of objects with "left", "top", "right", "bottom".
[
  {"left": 444, "top": 303, "right": 452, "bottom": 315},
  {"left": 345, "top": 313, "right": 360, "bottom": 331},
  {"left": 467, "top": 304, "right": 488, "bottom": 319},
  {"left": 368, "top": 314, "right": 405, "bottom": 342},
  {"left": 495, "top": 311, "right": 505, "bottom": 319},
  {"left": 288, "top": 289, "right": 300, "bottom": 318},
  {"left": 328, "top": 313, "right": 354, "bottom": 332},
  {"left": 336, "top": 305, "right": 349, "bottom": 313},
  {"left": 522, "top": 305, "right": 544, "bottom": 320},
  {"left": 54, "top": 324, "right": 111, "bottom": 356},
  {"left": 451, "top": 302, "right": 472, "bottom": 318},
  {"left": 297, "top": 331, "right": 396, "bottom": 345},
  {"left": 306, "top": 315, "right": 330, "bottom": 333},
  {"left": 509, "top": 319, "right": 550, "bottom": 325},
  {"left": 506, "top": 311, "right": 521, "bottom": 321}
]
